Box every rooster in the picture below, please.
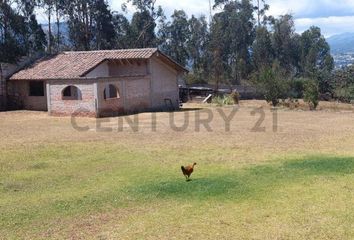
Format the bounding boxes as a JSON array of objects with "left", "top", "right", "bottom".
[{"left": 181, "top": 163, "right": 197, "bottom": 181}]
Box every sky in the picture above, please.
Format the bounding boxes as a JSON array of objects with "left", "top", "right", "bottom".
[{"left": 108, "top": 0, "right": 354, "bottom": 37}]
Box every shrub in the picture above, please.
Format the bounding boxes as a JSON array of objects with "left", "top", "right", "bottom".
[
  {"left": 255, "top": 62, "right": 289, "bottom": 107},
  {"left": 230, "top": 90, "right": 240, "bottom": 104},
  {"left": 331, "top": 65, "right": 354, "bottom": 102},
  {"left": 212, "top": 94, "right": 236, "bottom": 106},
  {"left": 288, "top": 78, "right": 306, "bottom": 99},
  {"left": 280, "top": 98, "right": 300, "bottom": 110},
  {"left": 334, "top": 85, "right": 354, "bottom": 103},
  {"left": 304, "top": 79, "right": 319, "bottom": 110}
]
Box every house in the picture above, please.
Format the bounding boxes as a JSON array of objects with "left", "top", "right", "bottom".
[{"left": 6, "top": 48, "right": 187, "bottom": 117}]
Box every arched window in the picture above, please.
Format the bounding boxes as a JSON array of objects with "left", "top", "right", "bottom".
[
  {"left": 104, "top": 84, "right": 119, "bottom": 100},
  {"left": 62, "top": 86, "right": 82, "bottom": 100}
]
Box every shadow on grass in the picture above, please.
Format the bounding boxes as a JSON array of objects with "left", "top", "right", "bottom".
[
  {"left": 132, "top": 156, "right": 354, "bottom": 201},
  {"left": 1, "top": 155, "right": 354, "bottom": 231},
  {"left": 178, "top": 108, "right": 204, "bottom": 112},
  {"left": 98, "top": 107, "right": 204, "bottom": 119}
]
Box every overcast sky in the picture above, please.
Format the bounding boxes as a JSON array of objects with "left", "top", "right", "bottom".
[{"left": 107, "top": 0, "right": 354, "bottom": 37}]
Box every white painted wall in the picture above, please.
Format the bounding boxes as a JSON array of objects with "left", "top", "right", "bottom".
[
  {"left": 108, "top": 61, "right": 148, "bottom": 76},
  {"left": 85, "top": 61, "right": 109, "bottom": 78},
  {"left": 150, "top": 56, "right": 180, "bottom": 110}
]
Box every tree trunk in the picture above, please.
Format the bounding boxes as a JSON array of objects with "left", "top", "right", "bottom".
[
  {"left": 48, "top": 8, "right": 52, "bottom": 54},
  {"left": 2, "top": 1, "right": 8, "bottom": 43},
  {"left": 56, "top": 4, "right": 60, "bottom": 52},
  {"left": 84, "top": 2, "right": 89, "bottom": 50},
  {"left": 257, "top": 0, "right": 260, "bottom": 27}
]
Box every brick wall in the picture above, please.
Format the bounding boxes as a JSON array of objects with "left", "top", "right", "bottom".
[
  {"left": 95, "top": 57, "right": 180, "bottom": 117},
  {"left": 97, "top": 79, "right": 125, "bottom": 117},
  {"left": 125, "top": 78, "right": 151, "bottom": 112},
  {"left": 96, "top": 77, "right": 152, "bottom": 117},
  {"left": 48, "top": 80, "right": 97, "bottom": 117}
]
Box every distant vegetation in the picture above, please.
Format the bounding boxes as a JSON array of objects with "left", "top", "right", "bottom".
[{"left": 1, "top": 0, "right": 353, "bottom": 109}]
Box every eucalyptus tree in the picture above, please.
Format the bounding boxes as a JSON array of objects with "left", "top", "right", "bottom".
[
  {"left": 187, "top": 15, "right": 210, "bottom": 82},
  {"left": 209, "top": 14, "right": 227, "bottom": 88},
  {"left": 160, "top": 10, "right": 190, "bottom": 66},
  {"left": 299, "top": 26, "right": 334, "bottom": 93},
  {"left": 0, "top": 0, "right": 46, "bottom": 63},
  {"left": 65, "top": 0, "right": 116, "bottom": 50},
  {"left": 271, "top": 14, "right": 299, "bottom": 74},
  {"left": 254, "top": 0, "right": 269, "bottom": 27},
  {"left": 212, "top": 0, "right": 256, "bottom": 84},
  {"left": 112, "top": 12, "right": 133, "bottom": 49},
  {"left": 38, "top": 0, "right": 55, "bottom": 53},
  {"left": 252, "top": 26, "right": 273, "bottom": 70},
  {"left": 252, "top": 0, "right": 273, "bottom": 72},
  {"left": 126, "top": 0, "right": 164, "bottom": 48},
  {"left": 93, "top": 0, "right": 117, "bottom": 49},
  {"left": 300, "top": 26, "right": 333, "bottom": 76}
]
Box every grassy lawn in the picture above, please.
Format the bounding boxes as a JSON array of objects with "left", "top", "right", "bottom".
[{"left": 1, "top": 101, "right": 354, "bottom": 239}]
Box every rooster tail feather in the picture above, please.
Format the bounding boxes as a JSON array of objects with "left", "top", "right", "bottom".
[{"left": 181, "top": 166, "right": 185, "bottom": 172}]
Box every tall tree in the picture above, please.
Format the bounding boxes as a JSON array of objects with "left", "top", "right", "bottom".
[
  {"left": 16, "top": 0, "right": 47, "bottom": 54},
  {"left": 66, "top": 0, "right": 116, "bottom": 50},
  {"left": 271, "top": 14, "right": 298, "bottom": 74},
  {"left": 252, "top": 0, "right": 272, "bottom": 71},
  {"left": 53, "top": 0, "right": 66, "bottom": 52},
  {"left": 187, "top": 15, "right": 210, "bottom": 82},
  {"left": 93, "top": 0, "right": 116, "bottom": 49},
  {"left": 213, "top": 0, "right": 255, "bottom": 84},
  {"left": 39, "top": 0, "right": 55, "bottom": 53},
  {"left": 252, "top": 26, "right": 273, "bottom": 70},
  {"left": 299, "top": 26, "right": 334, "bottom": 76},
  {"left": 66, "top": 0, "right": 95, "bottom": 50},
  {"left": 156, "top": 11, "right": 169, "bottom": 48},
  {"left": 299, "top": 26, "right": 334, "bottom": 93},
  {"left": 112, "top": 12, "right": 133, "bottom": 49},
  {"left": 210, "top": 14, "right": 227, "bottom": 89},
  {"left": 127, "top": 0, "right": 163, "bottom": 48},
  {"left": 130, "top": 10, "right": 157, "bottom": 48},
  {"left": 160, "top": 10, "right": 190, "bottom": 66},
  {"left": 0, "top": 1, "right": 26, "bottom": 63},
  {"left": 27, "top": 14, "right": 47, "bottom": 53},
  {"left": 0, "top": 1, "right": 45, "bottom": 63},
  {"left": 254, "top": 0, "right": 269, "bottom": 27}
]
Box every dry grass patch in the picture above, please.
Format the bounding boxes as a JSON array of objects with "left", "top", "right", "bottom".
[{"left": 1, "top": 101, "right": 354, "bottom": 239}]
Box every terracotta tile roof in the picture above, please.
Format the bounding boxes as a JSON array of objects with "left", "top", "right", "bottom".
[{"left": 10, "top": 48, "right": 161, "bottom": 80}]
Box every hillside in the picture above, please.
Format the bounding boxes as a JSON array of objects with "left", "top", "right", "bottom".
[
  {"left": 41, "top": 22, "right": 69, "bottom": 45},
  {"left": 327, "top": 32, "right": 354, "bottom": 54}
]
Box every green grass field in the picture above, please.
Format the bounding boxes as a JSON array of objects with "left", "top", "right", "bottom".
[{"left": 1, "top": 101, "right": 354, "bottom": 239}]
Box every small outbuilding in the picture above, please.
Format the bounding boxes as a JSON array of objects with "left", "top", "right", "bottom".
[{"left": 7, "top": 48, "right": 187, "bottom": 117}]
